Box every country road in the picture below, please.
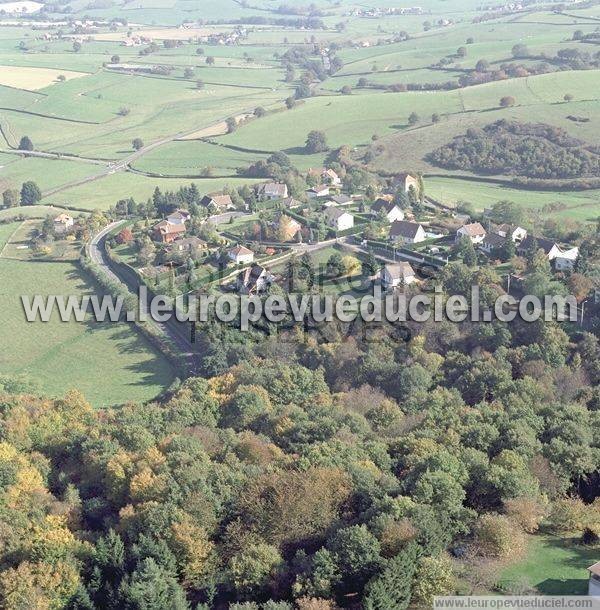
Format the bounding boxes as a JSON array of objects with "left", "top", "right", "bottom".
[
  {"left": 36, "top": 104, "right": 278, "bottom": 198},
  {"left": 88, "top": 220, "right": 199, "bottom": 374}
]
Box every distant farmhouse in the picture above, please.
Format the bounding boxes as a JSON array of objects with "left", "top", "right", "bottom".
[
  {"left": 53, "top": 213, "right": 74, "bottom": 234},
  {"left": 308, "top": 167, "right": 342, "bottom": 187}
]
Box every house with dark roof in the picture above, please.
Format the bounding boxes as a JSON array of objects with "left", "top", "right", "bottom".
[
  {"left": 329, "top": 194, "right": 353, "bottom": 206},
  {"left": 389, "top": 220, "right": 426, "bottom": 244},
  {"left": 480, "top": 232, "right": 506, "bottom": 255},
  {"left": 518, "top": 236, "right": 579, "bottom": 271},
  {"left": 237, "top": 265, "right": 272, "bottom": 294},
  {"left": 370, "top": 198, "right": 405, "bottom": 223}
]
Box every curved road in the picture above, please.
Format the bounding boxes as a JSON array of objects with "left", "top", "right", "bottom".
[{"left": 89, "top": 221, "right": 199, "bottom": 375}]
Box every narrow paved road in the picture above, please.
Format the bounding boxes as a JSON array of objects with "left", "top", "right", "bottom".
[
  {"left": 41, "top": 105, "right": 276, "bottom": 198},
  {"left": 89, "top": 221, "right": 199, "bottom": 375}
]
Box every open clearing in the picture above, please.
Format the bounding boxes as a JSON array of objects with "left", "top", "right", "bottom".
[
  {"left": 0, "top": 65, "right": 88, "bottom": 90},
  {"left": 500, "top": 535, "right": 597, "bottom": 595}
]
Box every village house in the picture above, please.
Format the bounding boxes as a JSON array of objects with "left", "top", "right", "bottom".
[
  {"left": 456, "top": 222, "right": 486, "bottom": 244},
  {"left": 53, "top": 213, "right": 74, "bottom": 235},
  {"left": 237, "top": 264, "right": 272, "bottom": 294},
  {"left": 272, "top": 213, "right": 302, "bottom": 242},
  {"left": 308, "top": 167, "right": 342, "bottom": 187},
  {"left": 256, "top": 182, "right": 288, "bottom": 201},
  {"left": 496, "top": 223, "right": 527, "bottom": 243},
  {"left": 166, "top": 209, "right": 191, "bottom": 225},
  {"left": 588, "top": 562, "right": 600, "bottom": 596},
  {"left": 518, "top": 236, "right": 579, "bottom": 271},
  {"left": 370, "top": 198, "right": 405, "bottom": 223},
  {"left": 480, "top": 232, "right": 506, "bottom": 255},
  {"left": 324, "top": 207, "right": 354, "bottom": 232},
  {"left": 228, "top": 244, "right": 254, "bottom": 265},
  {"left": 392, "top": 172, "right": 419, "bottom": 194},
  {"left": 329, "top": 194, "right": 353, "bottom": 206},
  {"left": 306, "top": 184, "right": 330, "bottom": 199},
  {"left": 389, "top": 220, "right": 426, "bottom": 244},
  {"left": 380, "top": 262, "right": 416, "bottom": 289},
  {"left": 281, "top": 197, "right": 303, "bottom": 210},
  {"left": 200, "top": 193, "right": 234, "bottom": 213},
  {"left": 166, "top": 236, "right": 207, "bottom": 254},
  {"left": 153, "top": 220, "right": 186, "bottom": 243}
]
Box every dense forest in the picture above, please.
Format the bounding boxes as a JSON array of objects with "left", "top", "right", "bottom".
[
  {"left": 1, "top": 248, "right": 600, "bottom": 609},
  {"left": 428, "top": 120, "right": 600, "bottom": 181}
]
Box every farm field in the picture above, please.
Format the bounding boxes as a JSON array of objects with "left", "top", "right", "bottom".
[
  {"left": 426, "top": 176, "right": 600, "bottom": 222},
  {"left": 0, "top": 65, "right": 88, "bottom": 89},
  {"left": 41, "top": 171, "right": 262, "bottom": 210},
  {"left": 0, "top": 221, "right": 175, "bottom": 406}
]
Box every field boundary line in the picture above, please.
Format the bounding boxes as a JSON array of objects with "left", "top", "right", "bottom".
[{"left": 0, "top": 220, "right": 25, "bottom": 259}]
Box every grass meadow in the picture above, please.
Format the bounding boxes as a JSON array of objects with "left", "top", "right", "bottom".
[{"left": 0, "top": 221, "right": 175, "bottom": 406}]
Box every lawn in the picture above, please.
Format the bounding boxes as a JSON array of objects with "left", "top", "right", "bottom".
[
  {"left": 0, "top": 222, "right": 175, "bottom": 406},
  {"left": 499, "top": 535, "right": 597, "bottom": 594}
]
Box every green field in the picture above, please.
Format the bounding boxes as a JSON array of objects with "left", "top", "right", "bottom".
[
  {"left": 500, "top": 535, "right": 597, "bottom": 595},
  {"left": 426, "top": 176, "right": 600, "bottom": 222},
  {"left": 0, "top": 222, "right": 175, "bottom": 406}
]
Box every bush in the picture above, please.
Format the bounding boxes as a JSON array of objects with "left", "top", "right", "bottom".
[
  {"left": 503, "top": 497, "right": 547, "bottom": 533},
  {"left": 472, "top": 514, "right": 526, "bottom": 559}
]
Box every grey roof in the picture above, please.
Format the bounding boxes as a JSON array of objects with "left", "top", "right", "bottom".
[
  {"left": 324, "top": 207, "right": 351, "bottom": 221},
  {"left": 258, "top": 182, "right": 287, "bottom": 197},
  {"left": 483, "top": 233, "right": 507, "bottom": 248},
  {"left": 281, "top": 197, "right": 302, "bottom": 208},
  {"left": 389, "top": 220, "right": 423, "bottom": 239},
  {"left": 330, "top": 194, "right": 353, "bottom": 205}
]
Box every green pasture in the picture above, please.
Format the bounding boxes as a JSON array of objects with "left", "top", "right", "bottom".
[
  {"left": 41, "top": 171, "right": 262, "bottom": 210},
  {"left": 426, "top": 176, "right": 600, "bottom": 222},
  {"left": 0, "top": 223, "right": 175, "bottom": 406}
]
